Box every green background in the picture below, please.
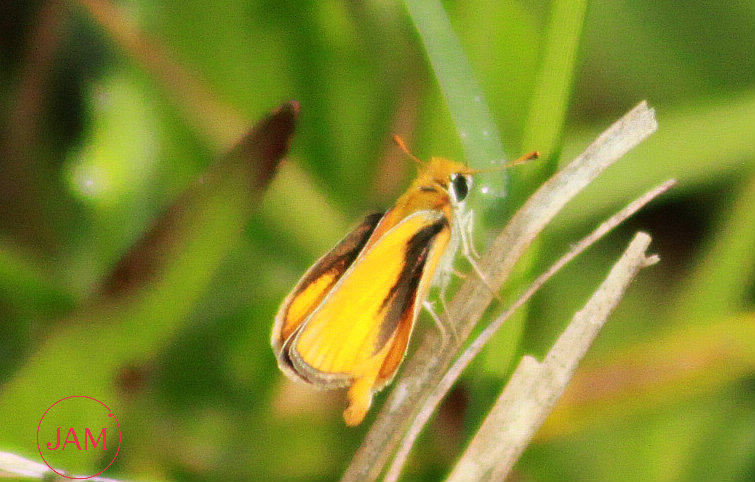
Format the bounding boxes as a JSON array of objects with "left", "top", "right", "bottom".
[{"left": 0, "top": 0, "right": 752, "bottom": 481}]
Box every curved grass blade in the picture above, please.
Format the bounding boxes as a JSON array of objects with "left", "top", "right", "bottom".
[{"left": 0, "top": 102, "right": 298, "bottom": 463}]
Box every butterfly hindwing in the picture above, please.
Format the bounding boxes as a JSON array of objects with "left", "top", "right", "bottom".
[
  {"left": 272, "top": 212, "right": 384, "bottom": 373},
  {"left": 287, "top": 210, "right": 451, "bottom": 388}
]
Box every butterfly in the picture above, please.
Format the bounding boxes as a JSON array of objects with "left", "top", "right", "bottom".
[{"left": 272, "top": 136, "right": 536, "bottom": 425}]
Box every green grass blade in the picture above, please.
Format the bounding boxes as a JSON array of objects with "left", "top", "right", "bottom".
[
  {"left": 403, "top": 0, "right": 506, "bottom": 168},
  {"left": 0, "top": 103, "right": 297, "bottom": 463},
  {"left": 521, "top": 0, "right": 588, "bottom": 160},
  {"left": 521, "top": 0, "right": 587, "bottom": 159},
  {"left": 479, "top": 0, "right": 588, "bottom": 375},
  {"left": 0, "top": 245, "right": 74, "bottom": 317},
  {"left": 672, "top": 176, "right": 755, "bottom": 323}
]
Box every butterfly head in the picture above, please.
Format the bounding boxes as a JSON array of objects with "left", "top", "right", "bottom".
[
  {"left": 420, "top": 157, "right": 474, "bottom": 207},
  {"left": 391, "top": 134, "right": 538, "bottom": 211}
]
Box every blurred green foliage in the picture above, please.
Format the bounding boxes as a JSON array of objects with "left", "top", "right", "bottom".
[{"left": 0, "top": 0, "right": 752, "bottom": 481}]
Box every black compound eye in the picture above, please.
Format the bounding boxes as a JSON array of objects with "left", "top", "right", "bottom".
[{"left": 451, "top": 173, "right": 469, "bottom": 202}]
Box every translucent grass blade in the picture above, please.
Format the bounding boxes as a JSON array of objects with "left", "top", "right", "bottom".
[
  {"left": 521, "top": 0, "right": 588, "bottom": 160},
  {"left": 403, "top": 0, "right": 507, "bottom": 168}
]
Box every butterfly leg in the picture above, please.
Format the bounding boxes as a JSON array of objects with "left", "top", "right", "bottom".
[
  {"left": 436, "top": 265, "right": 453, "bottom": 314},
  {"left": 434, "top": 262, "right": 460, "bottom": 342},
  {"left": 423, "top": 300, "right": 458, "bottom": 345},
  {"left": 457, "top": 210, "right": 501, "bottom": 301},
  {"left": 459, "top": 208, "right": 481, "bottom": 259}
]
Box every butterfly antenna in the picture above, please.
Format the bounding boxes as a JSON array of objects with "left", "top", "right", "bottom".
[
  {"left": 468, "top": 150, "right": 540, "bottom": 174},
  {"left": 506, "top": 150, "right": 540, "bottom": 168},
  {"left": 392, "top": 134, "right": 424, "bottom": 166}
]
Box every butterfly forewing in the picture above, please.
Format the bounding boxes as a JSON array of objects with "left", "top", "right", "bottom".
[
  {"left": 272, "top": 212, "right": 383, "bottom": 364},
  {"left": 288, "top": 210, "right": 450, "bottom": 387}
]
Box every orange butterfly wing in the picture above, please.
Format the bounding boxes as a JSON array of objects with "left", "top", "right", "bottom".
[
  {"left": 284, "top": 210, "right": 451, "bottom": 424},
  {"left": 271, "top": 212, "right": 383, "bottom": 376}
]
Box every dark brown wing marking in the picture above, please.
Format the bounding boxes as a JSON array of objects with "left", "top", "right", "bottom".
[
  {"left": 374, "top": 217, "right": 449, "bottom": 351},
  {"left": 273, "top": 212, "right": 383, "bottom": 351}
]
